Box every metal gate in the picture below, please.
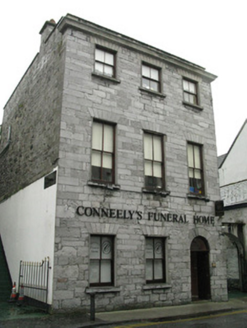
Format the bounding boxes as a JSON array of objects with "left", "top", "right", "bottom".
[{"left": 18, "top": 257, "right": 51, "bottom": 304}]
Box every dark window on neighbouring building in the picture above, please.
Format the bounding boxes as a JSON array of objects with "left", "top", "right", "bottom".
[
  {"left": 44, "top": 171, "right": 57, "bottom": 189},
  {"left": 95, "top": 47, "right": 115, "bottom": 77},
  {"left": 187, "top": 142, "right": 204, "bottom": 195},
  {"left": 183, "top": 78, "right": 198, "bottom": 105},
  {"left": 91, "top": 121, "right": 115, "bottom": 183},
  {"left": 145, "top": 237, "right": 166, "bottom": 283},
  {"left": 142, "top": 64, "right": 161, "bottom": 92},
  {"left": 144, "top": 133, "right": 164, "bottom": 189},
  {"left": 90, "top": 235, "right": 114, "bottom": 286}
]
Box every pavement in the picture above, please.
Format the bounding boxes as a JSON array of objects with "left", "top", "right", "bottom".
[{"left": 0, "top": 291, "right": 247, "bottom": 328}]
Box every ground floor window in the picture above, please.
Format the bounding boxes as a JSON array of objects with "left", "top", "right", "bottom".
[
  {"left": 90, "top": 235, "right": 114, "bottom": 286},
  {"left": 145, "top": 237, "right": 166, "bottom": 283}
]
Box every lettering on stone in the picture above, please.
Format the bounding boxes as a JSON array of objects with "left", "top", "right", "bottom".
[
  {"left": 76, "top": 207, "right": 215, "bottom": 225},
  {"left": 193, "top": 215, "right": 215, "bottom": 225}
]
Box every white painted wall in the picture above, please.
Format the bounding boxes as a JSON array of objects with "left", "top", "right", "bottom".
[
  {"left": 0, "top": 170, "right": 57, "bottom": 304},
  {"left": 220, "top": 180, "right": 247, "bottom": 207},
  {"left": 219, "top": 122, "right": 247, "bottom": 186}
]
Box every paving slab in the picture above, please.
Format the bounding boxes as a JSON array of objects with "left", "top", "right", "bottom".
[{"left": 0, "top": 292, "right": 247, "bottom": 328}]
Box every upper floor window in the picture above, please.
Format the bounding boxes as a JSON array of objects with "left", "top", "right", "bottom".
[
  {"left": 90, "top": 235, "right": 114, "bottom": 286},
  {"left": 187, "top": 143, "right": 204, "bottom": 195},
  {"left": 142, "top": 64, "right": 161, "bottom": 92},
  {"left": 183, "top": 79, "right": 198, "bottom": 105},
  {"left": 95, "top": 47, "right": 115, "bottom": 78},
  {"left": 144, "top": 133, "right": 164, "bottom": 189},
  {"left": 145, "top": 237, "right": 166, "bottom": 284},
  {"left": 91, "top": 121, "right": 115, "bottom": 184}
]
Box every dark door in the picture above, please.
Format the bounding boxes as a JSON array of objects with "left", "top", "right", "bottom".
[{"left": 191, "top": 237, "right": 211, "bottom": 300}]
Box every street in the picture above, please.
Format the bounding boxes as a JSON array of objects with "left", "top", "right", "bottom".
[{"left": 110, "top": 310, "right": 247, "bottom": 328}]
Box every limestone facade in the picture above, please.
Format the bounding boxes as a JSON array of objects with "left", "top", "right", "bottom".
[{"left": 0, "top": 14, "right": 227, "bottom": 312}]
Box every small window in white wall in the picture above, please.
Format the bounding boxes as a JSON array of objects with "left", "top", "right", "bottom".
[{"left": 44, "top": 171, "right": 56, "bottom": 189}]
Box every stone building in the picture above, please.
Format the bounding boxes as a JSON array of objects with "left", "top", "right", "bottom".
[
  {"left": 218, "top": 120, "right": 247, "bottom": 292},
  {"left": 0, "top": 14, "right": 228, "bottom": 312}
]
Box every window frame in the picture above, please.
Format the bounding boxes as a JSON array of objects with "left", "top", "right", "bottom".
[
  {"left": 187, "top": 142, "right": 204, "bottom": 196},
  {"left": 141, "top": 63, "right": 161, "bottom": 93},
  {"left": 145, "top": 237, "right": 166, "bottom": 284},
  {"left": 94, "top": 46, "right": 116, "bottom": 78},
  {"left": 143, "top": 132, "right": 165, "bottom": 190},
  {"left": 89, "top": 235, "right": 114, "bottom": 287},
  {"left": 91, "top": 120, "right": 115, "bottom": 184},
  {"left": 183, "top": 78, "right": 199, "bottom": 106}
]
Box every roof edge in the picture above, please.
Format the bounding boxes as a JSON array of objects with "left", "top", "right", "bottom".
[
  {"left": 219, "top": 119, "right": 247, "bottom": 169},
  {"left": 57, "top": 14, "right": 217, "bottom": 82}
]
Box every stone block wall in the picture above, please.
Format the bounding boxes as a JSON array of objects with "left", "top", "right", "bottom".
[
  {"left": 0, "top": 15, "right": 228, "bottom": 311},
  {"left": 53, "top": 21, "right": 227, "bottom": 311},
  {"left": 0, "top": 26, "right": 65, "bottom": 201}
]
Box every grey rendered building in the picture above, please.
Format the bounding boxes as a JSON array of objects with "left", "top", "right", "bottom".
[{"left": 0, "top": 14, "right": 227, "bottom": 312}]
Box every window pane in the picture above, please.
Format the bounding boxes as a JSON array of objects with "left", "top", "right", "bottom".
[
  {"left": 92, "top": 122, "right": 103, "bottom": 150},
  {"left": 95, "top": 62, "right": 104, "bottom": 74},
  {"left": 145, "top": 239, "right": 154, "bottom": 259},
  {"left": 187, "top": 144, "right": 194, "bottom": 167},
  {"left": 101, "top": 260, "right": 111, "bottom": 283},
  {"left": 95, "top": 49, "right": 104, "bottom": 62},
  {"left": 194, "top": 146, "right": 201, "bottom": 168},
  {"left": 195, "top": 169, "right": 201, "bottom": 179},
  {"left": 90, "top": 236, "right": 100, "bottom": 259},
  {"left": 183, "top": 80, "right": 189, "bottom": 91},
  {"left": 146, "top": 259, "right": 153, "bottom": 280},
  {"left": 104, "top": 125, "right": 113, "bottom": 152},
  {"left": 154, "top": 239, "right": 163, "bottom": 259},
  {"left": 144, "top": 134, "right": 153, "bottom": 160},
  {"left": 153, "top": 162, "right": 162, "bottom": 178},
  {"left": 192, "top": 95, "right": 197, "bottom": 104},
  {"left": 184, "top": 93, "right": 190, "bottom": 103},
  {"left": 189, "top": 94, "right": 197, "bottom": 104},
  {"left": 151, "top": 68, "right": 159, "bottom": 81},
  {"left": 92, "top": 166, "right": 101, "bottom": 180},
  {"left": 189, "top": 81, "right": 196, "bottom": 93},
  {"left": 195, "top": 178, "right": 202, "bottom": 192},
  {"left": 90, "top": 260, "right": 100, "bottom": 283},
  {"left": 142, "top": 65, "right": 150, "bottom": 78},
  {"left": 101, "top": 237, "right": 112, "bottom": 259},
  {"left": 150, "top": 81, "right": 159, "bottom": 92},
  {"left": 102, "top": 167, "right": 112, "bottom": 182},
  {"left": 144, "top": 161, "right": 152, "bottom": 176},
  {"left": 153, "top": 136, "right": 162, "bottom": 161},
  {"left": 154, "top": 260, "right": 163, "bottom": 279},
  {"left": 92, "top": 151, "right": 101, "bottom": 167},
  {"left": 189, "top": 168, "right": 194, "bottom": 178},
  {"left": 103, "top": 153, "right": 112, "bottom": 169},
  {"left": 104, "top": 65, "right": 113, "bottom": 76},
  {"left": 105, "top": 52, "right": 114, "bottom": 65},
  {"left": 142, "top": 78, "right": 150, "bottom": 89}
]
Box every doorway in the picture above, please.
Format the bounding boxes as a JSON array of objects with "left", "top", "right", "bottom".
[{"left": 191, "top": 236, "right": 211, "bottom": 300}]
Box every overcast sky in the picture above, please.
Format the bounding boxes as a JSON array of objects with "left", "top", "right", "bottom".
[{"left": 1, "top": 0, "right": 246, "bottom": 156}]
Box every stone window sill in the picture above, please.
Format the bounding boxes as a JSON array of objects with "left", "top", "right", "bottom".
[
  {"left": 92, "top": 72, "right": 121, "bottom": 84},
  {"left": 87, "top": 181, "right": 120, "bottom": 190},
  {"left": 139, "top": 87, "right": 166, "bottom": 98},
  {"left": 187, "top": 193, "right": 210, "bottom": 202},
  {"left": 143, "top": 283, "right": 171, "bottom": 291},
  {"left": 86, "top": 287, "right": 120, "bottom": 294},
  {"left": 182, "top": 101, "right": 203, "bottom": 111},
  {"left": 142, "top": 188, "right": 170, "bottom": 197}
]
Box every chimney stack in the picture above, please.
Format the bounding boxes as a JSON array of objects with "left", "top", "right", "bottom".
[{"left": 39, "top": 19, "right": 56, "bottom": 49}]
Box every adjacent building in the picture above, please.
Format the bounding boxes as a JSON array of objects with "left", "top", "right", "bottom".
[
  {"left": 218, "top": 120, "right": 247, "bottom": 292},
  {"left": 0, "top": 14, "right": 228, "bottom": 312}
]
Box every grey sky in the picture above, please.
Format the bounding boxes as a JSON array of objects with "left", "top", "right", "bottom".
[{"left": 1, "top": 0, "right": 246, "bottom": 156}]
